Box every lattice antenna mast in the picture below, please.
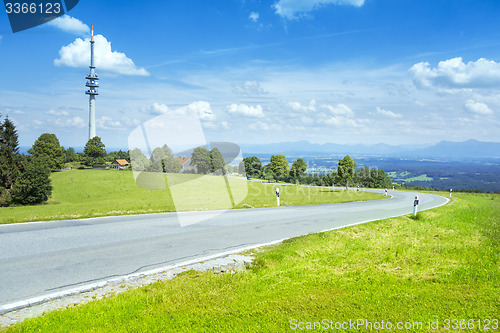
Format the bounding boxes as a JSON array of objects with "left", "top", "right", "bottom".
[{"left": 85, "top": 24, "right": 99, "bottom": 140}]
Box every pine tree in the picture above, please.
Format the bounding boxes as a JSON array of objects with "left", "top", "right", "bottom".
[{"left": 0, "top": 117, "right": 21, "bottom": 190}]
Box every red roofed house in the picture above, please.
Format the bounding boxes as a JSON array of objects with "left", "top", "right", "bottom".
[
  {"left": 110, "top": 159, "right": 130, "bottom": 170},
  {"left": 175, "top": 156, "right": 192, "bottom": 173}
]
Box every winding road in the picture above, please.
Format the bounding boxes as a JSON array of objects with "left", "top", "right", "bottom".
[{"left": 0, "top": 189, "right": 448, "bottom": 313}]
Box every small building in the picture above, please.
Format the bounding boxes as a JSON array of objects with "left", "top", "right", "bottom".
[
  {"left": 175, "top": 156, "right": 192, "bottom": 173},
  {"left": 110, "top": 159, "right": 130, "bottom": 170}
]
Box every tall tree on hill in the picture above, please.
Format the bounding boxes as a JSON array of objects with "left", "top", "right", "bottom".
[
  {"left": 191, "top": 147, "right": 212, "bottom": 174},
  {"left": 269, "top": 154, "right": 289, "bottom": 178},
  {"left": 211, "top": 147, "right": 226, "bottom": 175},
  {"left": 83, "top": 136, "right": 107, "bottom": 167},
  {"left": 337, "top": 155, "right": 356, "bottom": 188},
  {"left": 28, "top": 133, "right": 65, "bottom": 170},
  {"left": 0, "top": 117, "right": 21, "bottom": 191}
]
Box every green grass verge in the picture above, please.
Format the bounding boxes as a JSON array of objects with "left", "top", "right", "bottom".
[
  {"left": 4, "top": 193, "right": 499, "bottom": 332},
  {"left": 0, "top": 170, "right": 383, "bottom": 224}
]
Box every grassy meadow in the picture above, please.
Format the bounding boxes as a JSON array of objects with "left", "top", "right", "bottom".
[
  {"left": 0, "top": 169, "right": 383, "bottom": 224},
  {"left": 4, "top": 192, "right": 498, "bottom": 332}
]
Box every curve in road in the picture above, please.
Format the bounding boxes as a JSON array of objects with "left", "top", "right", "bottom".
[{"left": 0, "top": 189, "right": 448, "bottom": 312}]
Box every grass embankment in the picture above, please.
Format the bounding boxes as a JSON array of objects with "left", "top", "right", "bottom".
[
  {"left": 0, "top": 169, "right": 382, "bottom": 224},
  {"left": 5, "top": 193, "right": 499, "bottom": 332}
]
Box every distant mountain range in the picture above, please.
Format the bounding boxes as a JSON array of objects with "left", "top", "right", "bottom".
[{"left": 241, "top": 139, "right": 500, "bottom": 160}]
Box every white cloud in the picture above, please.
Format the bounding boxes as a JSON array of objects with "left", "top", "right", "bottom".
[
  {"left": 227, "top": 104, "right": 264, "bottom": 117},
  {"left": 55, "top": 116, "right": 85, "bottom": 128},
  {"left": 321, "top": 103, "right": 353, "bottom": 116},
  {"left": 149, "top": 103, "right": 170, "bottom": 115},
  {"left": 249, "top": 120, "right": 281, "bottom": 131},
  {"left": 409, "top": 57, "right": 500, "bottom": 89},
  {"left": 45, "top": 109, "right": 69, "bottom": 116},
  {"left": 288, "top": 100, "right": 316, "bottom": 112},
  {"left": 12, "top": 110, "right": 24, "bottom": 115},
  {"left": 249, "top": 12, "right": 259, "bottom": 22},
  {"left": 323, "top": 116, "right": 360, "bottom": 127},
  {"left": 465, "top": 100, "right": 493, "bottom": 115},
  {"left": 232, "top": 81, "right": 267, "bottom": 96},
  {"left": 97, "top": 116, "right": 122, "bottom": 129},
  {"left": 221, "top": 121, "right": 230, "bottom": 129},
  {"left": 273, "top": 0, "right": 365, "bottom": 19},
  {"left": 375, "top": 106, "right": 402, "bottom": 118},
  {"left": 123, "top": 117, "right": 141, "bottom": 127},
  {"left": 187, "top": 101, "right": 216, "bottom": 121},
  {"left": 47, "top": 15, "right": 89, "bottom": 36},
  {"left": 54, "top": 35, "right": 150, "bottom": 76}
]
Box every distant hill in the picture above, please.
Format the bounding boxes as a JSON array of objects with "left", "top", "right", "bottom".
[
  {"left": 241, "top": 139, "right": 500, "bottom": 160},
  {"left": 406, "top": 139, "right": 500, "bottom": 159},
  {"left": 241, "top": 140, "right": 423, "bottom": 156}
]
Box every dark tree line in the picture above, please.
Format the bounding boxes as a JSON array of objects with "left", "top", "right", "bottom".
[
  {"left": 240, "top": 154, "right": 393, "bottom": 188},
  {"left": 0, "top": 117, "right": 52, "bottom": 206}
]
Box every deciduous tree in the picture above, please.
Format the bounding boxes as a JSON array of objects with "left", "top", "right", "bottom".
[
  {"left": 337, "top": 155, "right": 356, "bottom": 187},
  {"left": 211, "top": 147, "right": 226, "bottom": 175},
  {"left": 191, "top": 147, "right": 211, "bottom": 174},
  {"left": 269, "top": 154, "right": 289, "bottom": 178},
  {"left": 290, "top": 158, "right": 307, "bottom": 179},
  {"left": 83, "top": 136, "right": 106, "bottom": 167},
  {"left": 28, "top": 133, "right": 65, "bottom": 170}
]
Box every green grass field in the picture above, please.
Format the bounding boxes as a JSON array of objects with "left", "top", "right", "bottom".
[
  {"left": 4, "top": 192, "right": 498, "bottom": 332},
  {"left": 0, "top": 169, "right": 383, "bottom": 224}
]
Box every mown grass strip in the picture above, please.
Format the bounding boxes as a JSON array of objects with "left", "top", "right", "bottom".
[{"left": 4, "top": 193, "right": 499, "bottom": 332}]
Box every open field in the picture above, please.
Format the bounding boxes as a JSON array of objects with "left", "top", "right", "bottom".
[
  {"left": 4, "top": 192, "right": 498, "bottom": 332},
  {"left": 0, "top": 169, "right": 384, "bottom": 224}
]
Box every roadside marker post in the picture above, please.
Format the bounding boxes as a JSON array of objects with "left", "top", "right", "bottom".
[
  {"left": 385, "top": 188, "right": 388, "bottom": 196},
  {"left": 393, "top": 185, "right": 395, "bottom": 191},
  {"left": 276, "top": 187, "right": 280, "bottom": 207},
  {"left": 413, "top": 195, "right": 419, "bottom": 217},
  {"left": 450, "top": 188, "right": 453, "bottom": 197}
]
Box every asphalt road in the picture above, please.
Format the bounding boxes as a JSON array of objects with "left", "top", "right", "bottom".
[{"left": 0, "top": 189, "right": 448, "bottom": 309}]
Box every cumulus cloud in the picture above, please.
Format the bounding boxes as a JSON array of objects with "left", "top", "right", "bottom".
[
  {"left": 465, "top": 100, "right": 493, "bottom": 115},
  {"left": 97, "top": 116, "right": 122, "bottom": 129},
  {"left": 45, "top": 109, "right": 69, "bottom": 116},
  {"left": 227, "top": 104, "right": 264, "bottom": 117},
  {"left": 47, "top": 15, "right": 89, "bottom": 36},
  {"left": 249, "top": 120, "right": 281, "bottom": 131},
  {"left": 323, "top": 116, "right": 358, "bottom": 127},
  {"left": 321, "top": 103, "right": 353, "bottom": 116},
  {"left": 249, "top": 12, "right": 259, "bottom": 22},
  {"left": 187, "top": 101, "right": 216, "bottom": 121},
  {"left": 409, "top": 57, "right": 500, "bottom": 89},
  {"left": 288, "top": 100, "right": 316, "bottom": 112},
  {"left": 54, "top": 116, "right": 85, "bottom": 128},
  {"left": 54, "top": 34, "right": 150, "bottom": 76},
  {"left": 232, "top": 81, "right": 268, "bottom": 96},
  {"left": 375, "top": 106, "right": 402, "bottom": 118},
  {"left": 274, "top": 0, "right": 365, "bottom": 19},
  {"left": 149, "top": 103, "right": 170, "bottom": 115}
]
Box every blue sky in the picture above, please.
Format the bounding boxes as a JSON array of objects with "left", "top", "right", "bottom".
[{"left": 1, "top": 0, "right": 500, "bottom": 149}]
